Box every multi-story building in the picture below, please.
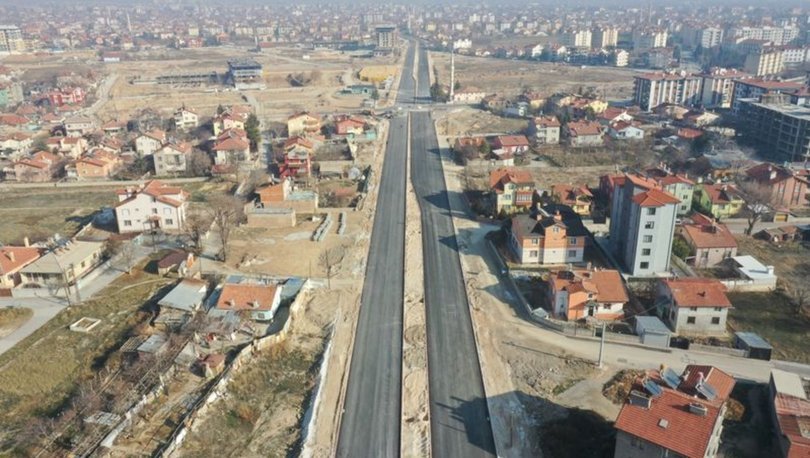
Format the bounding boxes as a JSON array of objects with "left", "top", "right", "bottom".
[
  {"left": 135, "top": 130, "right": 167, "bottom": 156},
  {"left": 559, "top": 29, "right": 592, "bottom": 49},
  {"left": 633, "top": 29, "right": 668, "bottom": 52},
  {"left": 227, "top": 59, "right": 263, "bottom": 89},
  {"left": 0, "top": 25, "right": 25, "bottom": 54},
  {"left": 287, "top": 111, "right": 321, "bottom": 137},
  {"left": 781, "top": 46, "right": 810, "bottom": 68},
  {"left": 510, "top": 206, "right": 587, "bottom": 265},
  {"left": 490, "top": 168, "right": 534, "bottom": 216},
  {"left": 612, "top": 49, "right": 629, "bottom": 67},
  {"left": 614, "top": 365, "right": 735, "bottom": 458},
  {"left": 695, "top": 183, "right": 746, "bottom": 219},
  {"left": 646, "top": 167, "right": 696, "bottom": 216},
  {"left": 609, "top": 174, "right": 680, "bottom": 277},
  {"left": 564, "top": 120, "right": 604, "bottom": 147},
  {"left": 114, "top": 180, "right": 189, "bottom": 233},
  {"left": 528, "top": 116, "right": 561, "bottom": 145},
  {"left": 591, "top": 27, "right": 618, "bottom": 49},
  {"left": 375, "top": 25, "right": 397, "bottom": 49},
  {"left": 633, "top": 72, "right": 703, "bottom": 111},
  {"left": 548, "top": 268, "right": 628, "bottom": 321},
  {"left": 154, "top": 142, "right": 192, "bottom": 176},
  {"left": 655, "top": 278, "right": 731, "bottom": 336},
  {"left": 730, "top": 79, "right": 805, "bottom": 113},
  {"left": 682, "top": 26, "right": 724, "bottom": 49},
  {"left": 698, "top": 68, "right": 751, "bottom": 109},
  {"left": 746, "top": 163, "right": 809, "bottom": 209},
  {"left": 727, "top": 26, "right": 800, "bottom": 46},
  {"left": 173, "top": 107, "right": 199, "bottom": 131},
  {"left": 743, "top": 48, "right": 784, "bottom": 77},
  {"left": 736, "top": 99, "right": 810, "bottom": 163}
]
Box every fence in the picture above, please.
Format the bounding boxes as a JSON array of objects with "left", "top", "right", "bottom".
[
  {"left": 720, "top": 279, "right": 776, "bottom": 292},
  {"left": 689, "top": 343, "right": 748, "bottom": 358},
  {"left": 141, "top": 280, "right": 314, "bottom": 457}
]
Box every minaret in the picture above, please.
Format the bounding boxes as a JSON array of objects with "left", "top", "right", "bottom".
[
  {"left": 126, "top": 12, "right": 132, "bottom": 33},
  {"left": 449, "top": 47, "right": 455, "bottom": 104}
]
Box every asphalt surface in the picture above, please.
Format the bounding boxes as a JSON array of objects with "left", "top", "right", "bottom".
[
  {"left": 410, "top": 45, "right": 497, "bottom": 457},
  {"left": 335, "top": 44, "right": 413, "bottom": 458}
]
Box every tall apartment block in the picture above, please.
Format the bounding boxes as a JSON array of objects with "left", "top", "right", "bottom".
[
  {"left": 375, "top": 25, "right": 397, "bottom": 49},
  {"left": 633, "top": 72, "right": 703, "bottom": 111},
  {"left": 610, "top": 174, "right": 680, "bottom": 277},
  {"left": 0, "top": 25, "right": 24, "bottom": 54}
]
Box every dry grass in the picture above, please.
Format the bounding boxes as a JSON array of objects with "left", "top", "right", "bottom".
[
  {"left": 601, "top": 369, "right": 645, "bottom": 405},
  {"left": 735, "top": 236, "right": 810, "bottom": 286},
  {"left": 0, "top": 308, "right": 33, "bottom": 338},
  {"left": 0, "top": 259, "right": 173, "bottom": 448}
]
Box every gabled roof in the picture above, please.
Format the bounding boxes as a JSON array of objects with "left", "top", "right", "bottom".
[
  {"left": 679, "top": 365, "right": 735, "bottom": 403},
  {"left": 494, "top": 135, "right": 529, "bottom": 147},
  {"left": 632, "top": 188, "right": 680, "bottom": 207},
  {"left": 489, "top": 167, "right": 533, "bottom": 191},
  {"left": 681, "top": 217, "right": 737, "bottom": 249},
  {"left": 550, "top": 269, "right": 628, "bottom": 304},
  {"left": 551, "top": 184, "right": 592, "bottom": 204},
  {"left": 533, "top": 116, "right": 560, "bottom": 128},
  {"left": 0, "top": 246, "right": 42, "bottom": 275},
  {"left": 700, "top": 184, "right": 743, "bottom": 204},
  {"left": 747, "top": 163, "right": 808, "bottom": 186},
  {"left": 216, "top": 283, "right": 279, "bottom": 312},
  {"left": 566, "top": 120, "right": 602, "bottom": 137},
  {"left": 663, "top": 278, "right": 732, "bottom": 308}
]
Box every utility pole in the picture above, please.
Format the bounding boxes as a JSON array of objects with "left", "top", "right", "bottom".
[
  {"left": 597, "top": 323, "right": 606, "bottom": 368},
  {"left": 449, "top": 46, "right": 455, "bottom": 104},
  {"left": 71, "top": 263, "right": 82, "bottom": 304}
]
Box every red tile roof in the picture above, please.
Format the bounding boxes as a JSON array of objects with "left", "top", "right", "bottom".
[
  {"left": 632, "top": 188, "right": 680, "bottom": 207},
  {"left": 551, "top": 269, "right": 629, "bottom": 304},
  {"left": 663, "top": 278, "right": 732, "bottom": 308},
  {"left": 216, "top": 283, "right": 279, "bottom": 312},
  {"left": 489, "top": 167, "right": 533, "bottom": 191},
  {"left": 747, "top": 163, "right": 808, "bottom": 186},
  {"left": 0, "top": 246, "right": 42, "bottom": 275},
  {"left": 681, "top": 216, "right": 737, "bottom": 249},
  {"left": 566, "top": 120, "right": 603, "bottom": 137},
  {"left": 679, "top": 365, "right": 735, "bottom": 403},
  {"left": 494, "top": 135, "right": 529, "bottom": 147},
  {"left": 533, "top": 116, "right": 560, "bottom": 128},
  {"left": 700, "top": 184, "right": 743, "bottom": 205}
]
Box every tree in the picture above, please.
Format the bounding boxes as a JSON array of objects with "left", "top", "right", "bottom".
[
  {"left": 737, "top": 181, "right": 775, "bottom": 236},
  {"left": 31, "top": 137, "right": 48, "bottom": 152},
  {"left": 671, "top": 237, "right": 691, "bottom": 260},
  {"left": 245, "top": 114, "right": 261, "bottom": 153},
  {"left": 184, "top": 210, "right": 213, "bottom": 256},
  {"left": 786, "top": 284, "right": 809, "bottom": 316},
  {"left": 187, "top": 149, "right": 213, "bottom": 177},
  {"left": 206, "top": 194, "right": 245, "bottom": 262},
  {"left": 371, "top": 87, "right": 380, "bottom": 102},
  {"left": 105, "top": 239, "right": 136, "bottom": 274},
  {"left": 216, "top": 104, "right": 226, "bottom": 115},
  {"left": 319, "top": 245, "right": 346, "bottom": 288}
]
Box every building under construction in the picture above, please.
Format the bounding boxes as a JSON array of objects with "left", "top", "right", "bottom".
[{"left": 227, "top": 59, "right": 264, "bottom": 90}]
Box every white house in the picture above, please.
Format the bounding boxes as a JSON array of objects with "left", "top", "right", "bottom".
[
  {"left": 135, "top": 130, "right": 167, "bottom": 156},
  {"left": 153, "top": 142, "right": 192, "bottom": 176},
  {"left": 114, "top": 180, "right": 189, "bottom": 233},
  {"left": 173, "top": 107, "right": 199, "bottom": 131},
  {"left": 608, "top": 121, "right": 645, "bottom": 140},
  {"left": 63, "top": 116, "right": 96, "bottom": 137},
  {"left": 655, "top": 278, "right": 732, "bottom": 336}
]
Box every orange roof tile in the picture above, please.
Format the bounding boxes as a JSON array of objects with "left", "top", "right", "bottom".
[
  {"left": 216, "top": 283, "right": 279, "bottom": 312},
  {"left": 663, "top": 278, "right": 732, "bottom": 308},
  {"left": 0, "top": 246, "right": 42, "bottom": 275},
  {"left": 632, "top": 188, "right": 680, "bottom": 207}
]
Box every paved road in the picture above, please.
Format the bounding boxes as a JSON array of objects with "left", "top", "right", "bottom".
[
  {"left": 336, "top": 44, "right": 414, "bottom": 458},
  {"left": 410, "top": 43, "right": 497, "bottom": 457}
]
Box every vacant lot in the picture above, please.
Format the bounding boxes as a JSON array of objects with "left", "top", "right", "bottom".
[
  {"left": 735, "top": 236, "right": 810, "bottom": 286},
  {"left": 430, "top": 52, "right": 636, "bottom": 100},
  {"left": 0, "top": 307, "right": 33, "bottom": 338},
  {"left": 0, "top": 258, "right": 173, "bottom": 452},
  {"left": 437, "top": 108, "right": 529, "bottom": 136},
  {"left": 728, "top": 291, "right": 810, "bottom": 364}
]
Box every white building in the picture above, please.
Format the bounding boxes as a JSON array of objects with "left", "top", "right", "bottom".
[
  {"left": 727, "top": 26, "right": 799, "bottom": 46},
  {"left": 173, "top": 107, "right": 199, "bottom": 131},
  {"left": 114, "top": 180, "right": 189, "bottom": 233},
  {"left": 591, "top": 27, "right": 618, "bottom": 49},
  {"left": 153, "top": 142, "right": 192, "bottom": 176},
  {"left": 633, "top": 72, "right": 702, "bottom": 111},
  {"left": 612, "top": 49, "right": 629, "bottom": 67},
  {"left": 743, "top": 49, "right": 784, "bottom": 77},
  {"left": 63, "top": 116, "right": 96, "bottom": 137},
  {"left": 559, "top": 29, "right": 592, "bottom": 49},
  {"left": 135, "top": 130, "right": 167, "bottom": 156},
  {"left": 699, "top": 68, "right": 751, "bottom": 109},
  {"left": 633, "top": 29, "right": 668, "bottom": 52}
]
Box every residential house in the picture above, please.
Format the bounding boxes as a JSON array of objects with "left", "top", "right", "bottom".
[
  {"left": 490, "top": 168, "right": 534, "bottom": 215},
  {"left": 256, "top": 178, "right": 318, "bottom": 214},
  {"left": 114, "top": 180, "right": 189, "bottom": 233},
  {"left": 565, "top": 120, "right": 604, "bottom": 147},
  {"left": 63, "top": 115, "right": 96, "bottom": 137},
  {"left": 614, "top": 365, "right": 735, "bottom": 458},
  {"left": 135, "top": 129, "right": 167, "bottom": 156},
  {"left": 755, "top": 225, "right": 805, "bottom": 243},
  {"left": 597, "top": 107, "right": 633, "bottom": 125},
  {"left": 646, "top": 168, "right": 696, "bottom": 216},
  {"left": 173, "top": 106, "right": 199, "bottom": 131},
  {"left": 491, "top": 135, "right": 530, "bottom": 156},
  {"left": 13, "top": 153, "right": 57, "bottom": 182},
  {"left": 695, "top": 183, "right": 746, "bottom": 219},
  {"left": 75, "top": 149, "right": 121, "bottom": 180},
  {"left": 101, "top": 120, "right": 126, "bottom": 136},
  {"left": 287, "top": 111, "right": 321, "bottom": 137},
  {"left": 656, "top": 278, "right": 731, "bottom": 336},
  {"left": 452, "top": 87, "right": 487, "bottom": 104},
  {"left": 679, "top": 213, "right": 738, "bottom": 268},
  {"left": 212, "top": 128, "right": 250, "bottom": 165},
  {"left": 334, "top": 117, "right": 366, "bottom": 137},
  {"left": 0, "top": 132, "right": 32, "bottom": 159},
  {"left": 212, "top": 105, "right": 250, "bottom": 136},
  {"left": 48, "top": 136, "right": 87, "bottom": 159},
  {"left": 768, "top": 369, "right": 810, "bottom": 458},
  {"left": 510, "top": 206, "right": 588, "bottom": 265},
  {"left": 608, "top": 121, "right": 645, "bottom": 140},
  {"left": 0, "top": 245, "right": 42, "bottom": 292},
  {"left": 548, "top": 268, "right": 628, "bottom": 321},
  {"left": 158, "top": 278, "right": 209, "bottom": 314},
  {"left": 528, "top": 116, "right": 561, "bottom": 145},
  {"left": 610, "top": 174, "right": 680, "bottom": 276},
  {"left": 154, "top": 142, "right": 192, "bottom": 176},
  {"left": 215, "top": 282, "right": 282, "bottom": 322},
  {"left": 550, "top": 184, "right": 593, "bottom": 216},
  {"left": 685, "top": 111, "right": 720, "bottom": 127},
  {"left": 19, "top": 240, "right": 104, "bottom": 288},
  {"left": 746, "top": 163, "right": 809, "bottom": 209}
]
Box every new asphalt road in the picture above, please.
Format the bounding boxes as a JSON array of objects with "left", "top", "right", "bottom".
[
  {"left": 336, "top": 44, "right": 413, "bottom": 458},
  {"left": 410, "top": 46, "right": 497, "bottom": 457}
]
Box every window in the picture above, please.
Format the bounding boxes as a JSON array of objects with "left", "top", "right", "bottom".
[
  {"left": 640, "top": 262, "right": 649, "bottom": 269},
  {"left": 122, "top": 209, "right": 130, "bottom": 216},
  {"left": 151, "top": 197, "right": 157, "bottom": 203},
  {"left": 123, "top": 220, "right": 132, "bottom": 226},
  {"left": 165, "top": 219, "right": 174, "bottom": 225},
  {"left": 568, "top": 250, "right": 577, "bottom": 258},
  {"left": 152, "top": 208, "right": 158, "bottom": 214},
  {"left": 642, "top": 248, "right": 651, "bottom": 256},
  {"left": 553, "top": 227, "right": 559, "bottom": 233},
  {"left": 714, "top": 307, "right": 723, "bottom": 312},
  {"left": 690, "top": 307, "right": 698, "bottom": 311},
  {"left": 531, "top": 238, "right": 539, "bottom": 244},
  {"left": 568, "top": 237, "right": 577, "bottom": 245},
  {"left": 643, "top": 235, "right": 653, "bottom": 243},
  {"left": 646, "top": 208, "right": 657, "bottom": 215},
  {"left": 529, "top": 250, "right": 538, "bottom": 257},
  {"left": 711, "top": 317, "right": 720, "bottom": 325},
  {"left": 644, "top": 221, "right": 655, "bottom": 229},
  {"left": 687, "top": 316, "right": 696, "bottom": 324}
]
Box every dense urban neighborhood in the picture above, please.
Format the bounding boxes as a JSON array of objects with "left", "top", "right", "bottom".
[{"left": 0, "top": 1, "right": 810, "bottom": 457}]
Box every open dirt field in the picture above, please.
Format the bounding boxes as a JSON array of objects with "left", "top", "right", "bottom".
[
  {"left": 0, "top": 308, "right": 33, "bottom": 339},
  {"left": 430, "top": 52, "right": 636, "bottom": 100},
  {"left": 97, "top": 46, "right": 401, "bottom": 123}
]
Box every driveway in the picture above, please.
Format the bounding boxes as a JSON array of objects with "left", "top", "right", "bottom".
[{"left": 0, "top": 296, "right": 66, "bottom": 356}]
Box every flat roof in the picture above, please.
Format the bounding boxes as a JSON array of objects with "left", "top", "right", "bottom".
[
  {"left": 735, "top": 331, "right": 773, "bottom": 350},
  {"left": 635, "top": 315, "right": 671, "bottom": 334},
  {"left": 158, "top": 279, "right": 208, "bottom": 312},
  {"left": 771, "top": 369, "right": 807, "bottom": 399},
  {"left": 731, "top": 255, "right": 775, "bottom": 280},
  {"left": 743, "top": 100, "right": 810, "bottom": 121}
]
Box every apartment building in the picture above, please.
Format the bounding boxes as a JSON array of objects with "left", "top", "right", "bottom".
[
  {"left": 633, "top": 72, "right": 702, "bottom": 111},
  {"left": 736, "top": 99, "right": 810, "bottom": 162},
  {"left": 730, "top": 79, "right": 804, "bottom": 113},
  {"left": 609, "top": 174, "right": 680, "bottom": 277},
  {"left": 682, "top": 26, "right": 724, "bottom": 49},
  {"left": 559, "top": 29, "right": 592, "bottom": 49},
  {"left": 633, "top": 29, "right": 668, "bottom": 52},
  {"left": 698, "top": 68, "right": 751, "bottom": 109},
  {"left": 0, "top": 25, "right": 25, "bottom": 54},
  {"left": 727, "top": 26, "right": 799, "bottom": 46},
  {"left": 743, "top": 48, "right": 784, "bottom": 77},
  {"left": 591, "top": 27, "right": 618, "bottom": 49},
  {"left": 746, "top": 163, "right": 809, "bottom": 208},
  {"left": 375, "top": 25, "right": 397, "bottom": 49},
  {"left": 510, "top": 206, "right": 587, "bottom": 265},
  {"left": 114, "top": 180, "right": 189, "bottom": 233},
  {"left": 528, "top": 116, "right": 561, "bottom": 145}
]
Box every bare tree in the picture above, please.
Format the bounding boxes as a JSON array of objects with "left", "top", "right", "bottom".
[
  {"left": 737, "top": 181, "right": 775, "bottom": 236},
  {"left": 186, "top": 149, "right": 213, "bottom": 177},
  {"left": 184, "top": 210, "right": 213, "bottom": 256},
  {"left": 106, "top": 239, "right": 136, "bottom": 274},
  {"left": 206, "top": 194, "right": 245, "bottom": 262},
  {"left": 319, "top": 245, "right": 346, "bottom": 288},
  {"left": 786, "top": 284, "right": 810, "bottom": 316}
]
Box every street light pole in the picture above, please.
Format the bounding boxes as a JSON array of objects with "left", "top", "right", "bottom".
[{"left": 598, "top": 323, "right": 606, "bottom": 368}]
